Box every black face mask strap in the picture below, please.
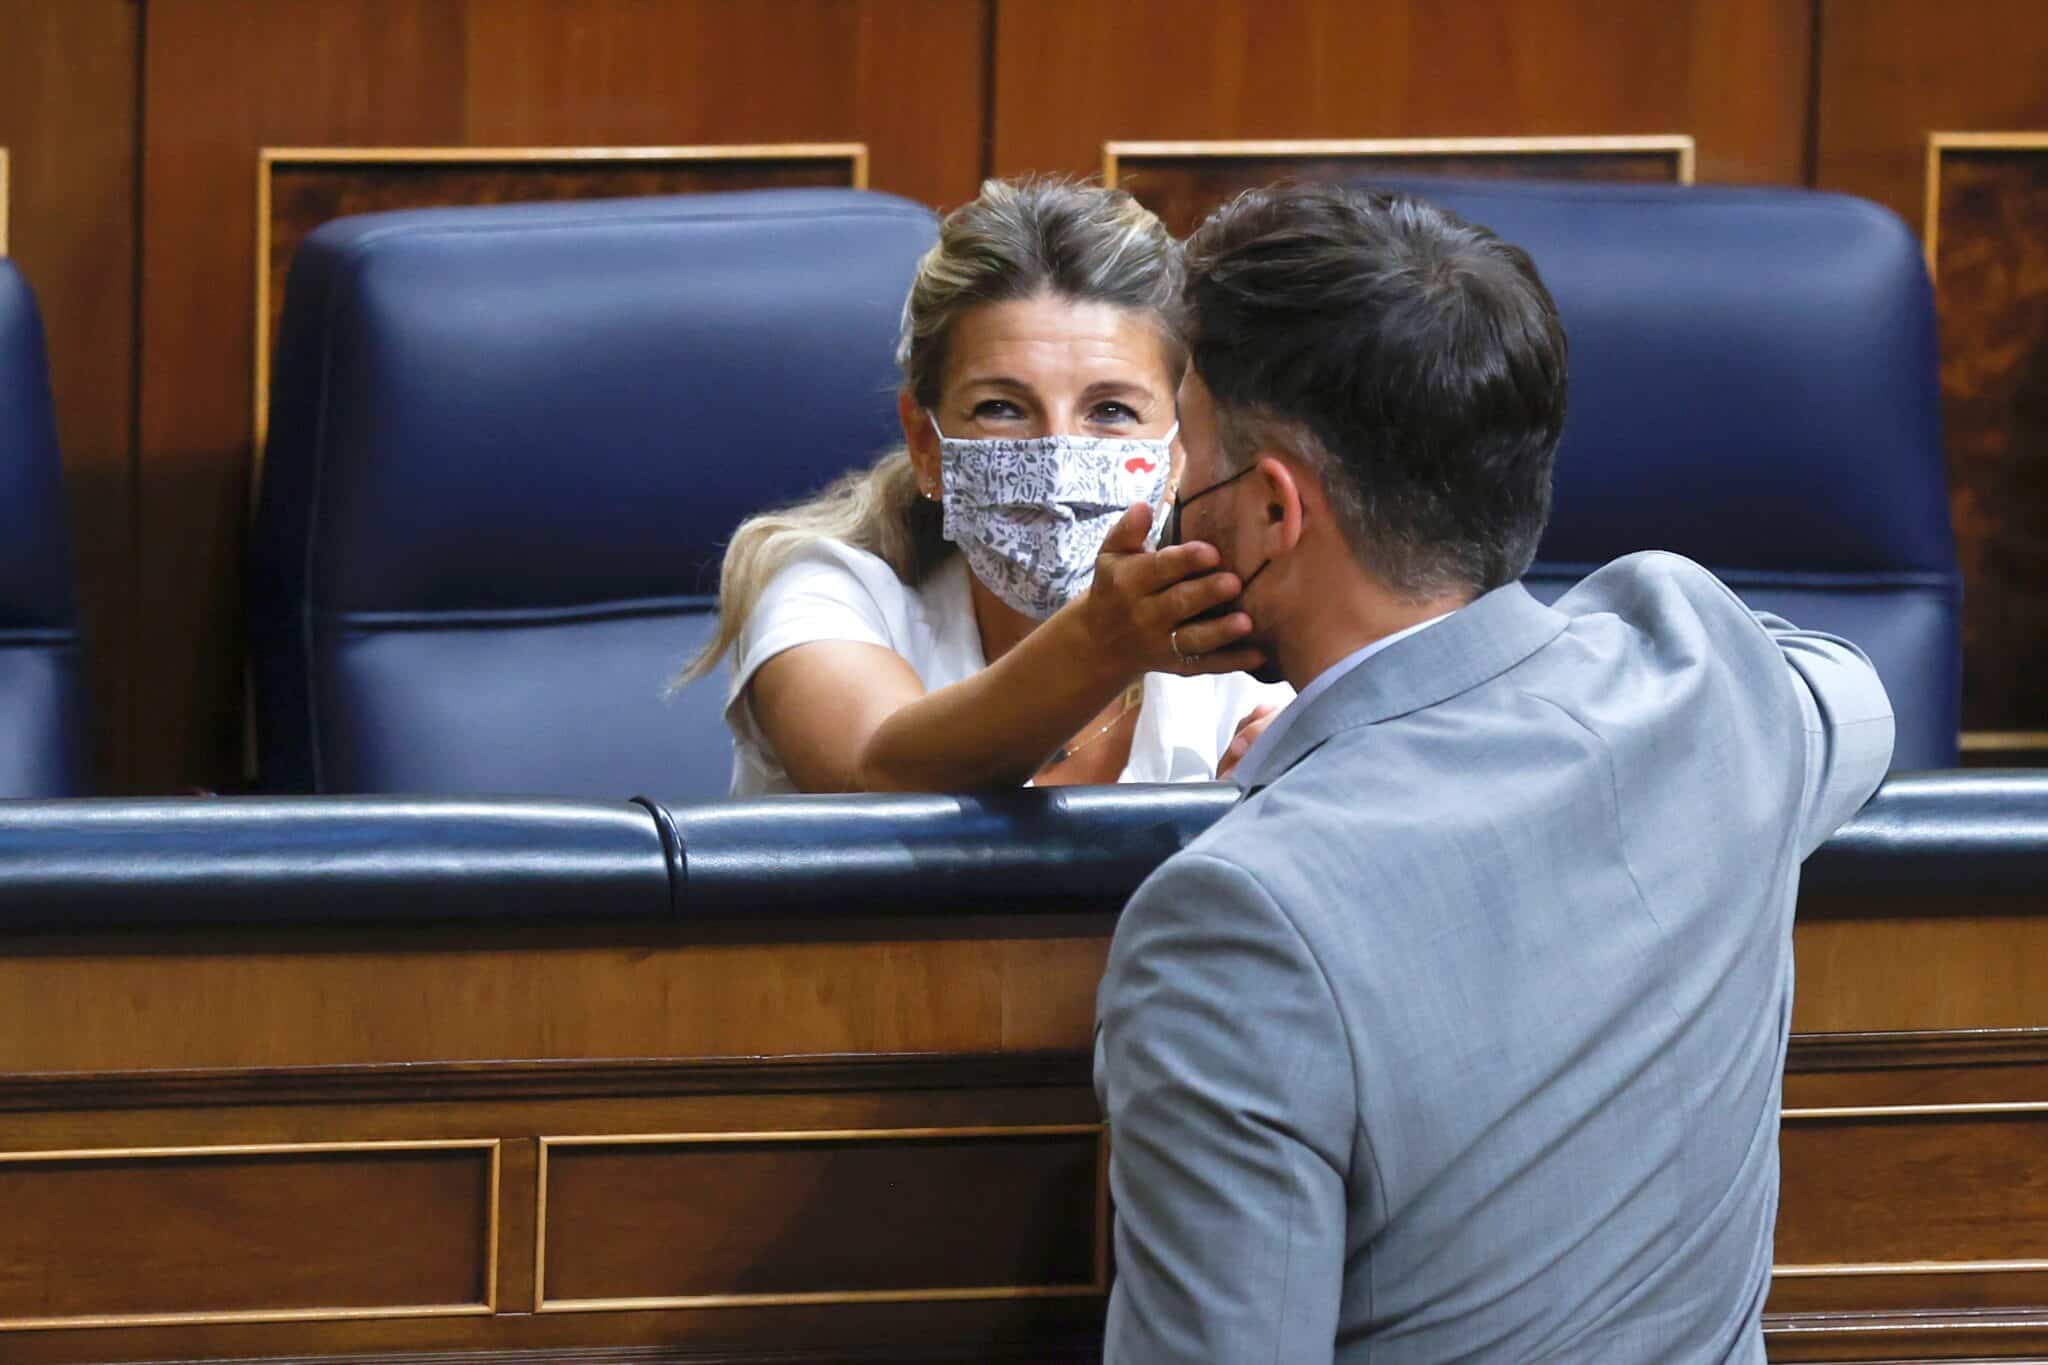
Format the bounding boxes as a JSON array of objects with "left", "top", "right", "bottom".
[{"left": 1166, "top": 461, "right": 1258, "bottom": 547}]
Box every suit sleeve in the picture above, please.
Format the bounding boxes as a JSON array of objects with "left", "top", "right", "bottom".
[
  {"left": 1096, "top": 850, "right": 1356, "bottom": 1365},
  {"left": 1752, "top": 613, "right": 1895, "bottom": 857}
]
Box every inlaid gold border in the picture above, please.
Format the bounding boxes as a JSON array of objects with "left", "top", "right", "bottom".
[
  {"left": 251, "top": 142, "right": 869, "bottom": 457},
  {"left": 1922, "top": 132, "right": 2048, "bottom": 757},
  {"left": 1104, "top": 135, "right": 1697, "bottom": 190},
  {"left": 0, "top": 1138, "right": 501, "bottom": 1331},
  {"left": 1773, "top": 1101, "right": 2048, "bottom": 1282},
  {"left": 534, "top": 1123, "right": 1107, "bottom": 1313},
  {"left": 0, "top": 147, "right": 10, "bottom": 256}
]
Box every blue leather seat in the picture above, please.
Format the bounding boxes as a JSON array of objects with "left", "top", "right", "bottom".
[
  {"left": 251, "top": 189, "right": 940, "bottom": 800},
  {"left": 0, "top": 261, "right": 88, "bottom": 797},
  {"left": 1365, "top": 177, "right": 1962, "bottom": 769}
]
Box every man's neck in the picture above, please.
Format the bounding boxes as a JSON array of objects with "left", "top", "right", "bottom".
[{"left": 1274, "top": 563, "right": 1473, "bottom": 692}]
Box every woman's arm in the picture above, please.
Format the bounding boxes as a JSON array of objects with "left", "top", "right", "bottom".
[{"left": 749, "top": 505, "right": 1264, "bottom": 792}]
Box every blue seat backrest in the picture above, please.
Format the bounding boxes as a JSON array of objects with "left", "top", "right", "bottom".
[
  {"left": 1362, "top": 177, "right": 1962, "bottom": 769},
  {"left": 0, "top": 261, "right": 88, "bottom": 797},
  {"left": 252, "top": 189, "right": 940, "bottom": 800}
]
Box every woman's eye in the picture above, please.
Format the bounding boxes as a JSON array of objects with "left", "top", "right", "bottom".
[
  {"left": 1091, "top": 402, "right": 1139, "bottom": 424},
  {"left": 972, "top": 399, "right": 1023, "bottom": 420}
]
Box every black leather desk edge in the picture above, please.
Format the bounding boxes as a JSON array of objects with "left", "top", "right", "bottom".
[{"left": 0, "top": 772, "right": 2039, "bottom": 930}]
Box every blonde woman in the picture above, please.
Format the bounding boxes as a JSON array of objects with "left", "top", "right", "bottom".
[{"left": 680, "top": 179, "right": 1291, "bottom": 795}]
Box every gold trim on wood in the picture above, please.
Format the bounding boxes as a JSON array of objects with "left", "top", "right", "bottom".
[
  {"left": 1961, "top": 730, "right": 2048, "bottom": 751},
  {"left": 251, "top": 142, "right": 869, "bottom": 457},
  {"left": 1924, "top": 132, "right": 2048, "bottom": 278},
  {"left": 534, "top": 1123, "right": 1107, "bottom": 1314},
  {"left": 1774, "top": 1102, "right": 2048, "bottom": 1284},
  {"left": 0, "top": 147, "right": 9, "bottom": 256},
  {"left": 0, "top": 1138, "right": 500, "bottom": 1333},
  {"left": 1774, "top": 1257, "right": 2048, "bottom": 1279},
  {"left": 1922, "top": 134, "right": 2048, "bottom": 758},
  {"left": 1783, "top": 1100, "right": 2048, "bottom": 1120},
  {"left": 1104, "top": 135, "right": 1698, "bottom": 189}
]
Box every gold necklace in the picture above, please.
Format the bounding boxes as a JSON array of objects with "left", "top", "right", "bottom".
[{"left": 1042, "top": 682, "right": 1145, "bottom": 772}]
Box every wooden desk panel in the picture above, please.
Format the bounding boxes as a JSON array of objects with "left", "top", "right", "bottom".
[{"left": 0, "top": 892, "right": 2041, "bottom": 1362}]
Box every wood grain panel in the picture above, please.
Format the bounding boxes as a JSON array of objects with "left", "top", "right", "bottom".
[
  {"left": 0, "top": 1064, "right": 1105, "bottom": 1363},
  {"left": 0, "top": 0, "right": 140, "bottom": 792},
  {"left": 1774, "top": 1109, "right": 2048, "bottom": 1313},
  {"left": 0, "top": 922, "right": 1115, "bottom": 1073},
  {"left": 1814, "top": 0, "right": 2048, "bottom": 228},
  {"left": 1925, "top": 137, "right": 2048, "bottom": 743},
  {"left": 539, "top": 1127, "right": 1102, "bottom": 1308},
  {"left": 1792, "top": 910, "right": 2048, "bottom": 1034},
  {"left": 0, "top": 1141, "right": 495, "bottom": 1329},
  {"left": 1107, "top": 137, "right": 1689, "bottom": 237},
  {"left": 138, "top": 0, "right": 469, "bottom": 794},
  {"left": 993, "top": 0, "right": 1809, "bottom": 186},
  {"left": 1815, "top": 1, "right": 2048, "bottom": 761},
  {"left": 136, "top": 0, "right": 989, "bottom": 793}
]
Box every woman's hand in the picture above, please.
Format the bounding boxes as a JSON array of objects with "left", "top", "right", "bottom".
[
  {"left": 1217, "top": 703, "right": 1283, "bottom": 782},
  {"left": 1068, "top": 502, "right": 1266, "bottom": 679}
]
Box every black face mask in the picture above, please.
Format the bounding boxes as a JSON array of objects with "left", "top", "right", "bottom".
[
  {"left": 1164, "top": 462, "right": 1271, "bottom": 624},
  {"left": 1162, "top": 462, "right": 1257, "bottom": 549}
]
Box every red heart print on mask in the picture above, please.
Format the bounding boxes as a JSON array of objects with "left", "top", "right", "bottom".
[{"left": 1124, "top": 456, "right": 1157, "bottom": 474}]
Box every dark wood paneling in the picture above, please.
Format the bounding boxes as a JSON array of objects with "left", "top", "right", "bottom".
[
  {"left": 0, "top": 1143, "right": 493, "bottom": 1325},
  {"left": 1769, "top": 1028, "right": 2048, "bottom": 1357},
  {"left": 1815, "top": 0, "right": 2048, "bottom": 753},
  {"left": 0, "top": 0, "right": 140, "bottom": 793},
  {"left": 541, "top": 1130, "right": 1100, "bottom": 1304},
  {"left": 1113, "top": 144, "right": 1685, "bottom": 239},
  {"left": 0, "top": 1062, "right": 1105, "bottom": 1364},
  {"left": 1776, "top": 1112, "right": 2048, "bottom": 1310},
  {"left": 1929, "top": 143, "right": 2048, "bottom": 737},
  {"left": 135, "top": 0, "right": 990, "bottom": 793},
  {"left": 0, "top": 921, "right": 1114, "bottom": 1073},
  {"left": 992, "top": 0, "right": 1811, "bottom": 186},
  {"left": 137, "top": 0, "right": 470, "bottom": 793},
  {"left": 1814, "top": 0, "right": 2048, "bottom": 226},
  {"left": 1792, "top": 908, "right": 2048, "bottom": 1034}
]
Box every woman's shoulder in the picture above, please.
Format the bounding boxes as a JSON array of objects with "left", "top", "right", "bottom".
[{"left": 763, "top": 537, "right": 912, "bottom": 603}]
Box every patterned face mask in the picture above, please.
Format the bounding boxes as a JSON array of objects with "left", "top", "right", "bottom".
[{"left": 932, "top": 414, "right": 1178, "bottom": 621}]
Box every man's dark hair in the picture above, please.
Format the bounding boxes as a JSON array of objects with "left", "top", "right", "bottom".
[{"left": 1182, "top": 184, "right": 1568, "bottom": 598}]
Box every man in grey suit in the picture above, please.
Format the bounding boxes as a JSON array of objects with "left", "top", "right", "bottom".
[{"left": 1097, "top": 185, "right": 1894, "bottom": 1362}]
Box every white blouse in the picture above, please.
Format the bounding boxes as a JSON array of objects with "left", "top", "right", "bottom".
[{"left": 725, "top": 539, "right": 1293, "bottom": 797}]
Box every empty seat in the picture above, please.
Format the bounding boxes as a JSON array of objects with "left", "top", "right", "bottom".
[
  {"left": 0, "top": 261, "right": 88, "bottom": 797},
  {"left": 1365, "top": 177, "right": 1962, "bottom": 769},
  {"left": 251, "top": 189, "right": 940, "bottom": 800}
]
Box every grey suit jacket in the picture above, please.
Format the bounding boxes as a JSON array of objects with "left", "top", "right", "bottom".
[{"left": 1095, "top": 552, "right": 1894, "bottom": 1364}]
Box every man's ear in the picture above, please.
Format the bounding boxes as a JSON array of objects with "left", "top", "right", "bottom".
[
  {"left": 899, "top": 389, "right": 941, "bottom": 498},
  {"left": 1253, "top": 454, "right": 1307, "bottom": 560}
]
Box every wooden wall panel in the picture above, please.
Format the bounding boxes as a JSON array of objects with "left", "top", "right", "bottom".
[
  {"left": 0, "top": 0, "right": 140, "bottom": 793},
  {"left": 538, "top": 1128, "right": 1102, "bottom": 1308},
  {"left": 1927, "top": 139, "right": 2048, "bottom": 743},
  {"left": 1814, "top": 0, "right": 2048, "bottom": 226},
  {"left": 135, "top": 0, "right": 990, "bottom": 793},
  {"left": 1816, "top": 1, "right": 2048, "bottom": 756},
  {"left": 1108, "top": 137, "right": 1691, "bottom": 238},
  {"left": 0, "top": 1141, "right": 495, "bottom": 1329},
  {"left": 992, "top": 0, "right": 1811, "bottom": 186}
]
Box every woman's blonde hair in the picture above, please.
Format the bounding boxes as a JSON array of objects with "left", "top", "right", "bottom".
[{"left": 674, "top": 176, "right": 1184, "bottom": 687}]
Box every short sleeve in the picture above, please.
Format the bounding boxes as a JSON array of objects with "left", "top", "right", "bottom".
[{"left": 724, "top": 542, "right": 907, "bottom": 743}]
